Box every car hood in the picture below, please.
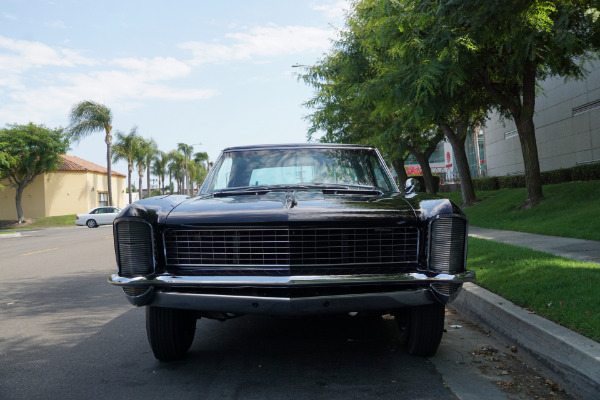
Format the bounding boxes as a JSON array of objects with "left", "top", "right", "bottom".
[
  {"left": 164, "top": 191, "right": 415, "bottom": 225},
  {"left": 117, "top": 191, "right": 462, "bottom": 226}
]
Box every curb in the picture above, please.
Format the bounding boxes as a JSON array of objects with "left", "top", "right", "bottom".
[
  {"left": 0, "top": 232, "right": 21, "bottom": 239},
  {"left": 453, "top": 283, "right": 600, "bottom": 400}
]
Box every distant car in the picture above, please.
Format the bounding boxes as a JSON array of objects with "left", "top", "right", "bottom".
[{"left": 75, "top": 206, "right": 122, "bottom": 228}]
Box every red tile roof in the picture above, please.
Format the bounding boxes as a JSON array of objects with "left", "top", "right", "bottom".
[{"left": 57, "top": 155, "right": 125, "bottom": 177}]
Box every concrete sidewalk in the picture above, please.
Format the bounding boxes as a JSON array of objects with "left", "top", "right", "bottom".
[
  {"left": 469, "top": 226, "right": 600, "bottom": 264},
  {"left": 453, "top": 227, "right": 600, "bottom": 400}
]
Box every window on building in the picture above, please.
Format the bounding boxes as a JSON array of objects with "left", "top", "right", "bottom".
[
  {"left": 98, "top": 192, "right": 108, "bottom": 207},
  {"left": 465, "top": 128, "right": 487, "bottom": 178}
]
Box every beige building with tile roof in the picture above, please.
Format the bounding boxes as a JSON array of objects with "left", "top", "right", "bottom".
[{"left": 0, "top": 155, "right": 128, "bottom": 220}]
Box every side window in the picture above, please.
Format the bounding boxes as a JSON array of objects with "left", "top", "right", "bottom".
[
  {"left": 90, "top": 209, "right": 98, "bottom": 214},
  {"left": 212, "top": 157, "right": 233, "bottom": 190}
]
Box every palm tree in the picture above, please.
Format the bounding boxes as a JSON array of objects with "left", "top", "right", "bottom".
[
  {"left": 188, "top": 160, "right": 208, "bottom": 193},
  {"left": 112, "top": 127, "right": 139, "bottom": 204},
  {"left": 68, "top": 100, "right": 114, "bottom": 206},
  {"left": 152, "top": 151, "right": 169, "bottom": 194},
  {"left": 194, "top": 151, "right": 210, "bottom": 171},
  {"left": 168, "top": 150, "right": 185, "bottom": 194},
  {"left": 133, "top": 137, "right": 151, "bottom": 199},
  {"left": 177, "top": 143, "right": 194, "bottom": 196},
  {"left": 145, "top": 138, "right": 158, "bottom": 198}
]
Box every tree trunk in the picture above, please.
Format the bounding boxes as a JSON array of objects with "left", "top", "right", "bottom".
[
  {"left": 413, "top": 151, "right": 436, "bottom": 194},
  {"left": 440, "top": 122, "right": 477, "bottom": 207},
  {"left": 15, "top": 182, "right": 26, "bottom": 223},
  {"left": 138, "top": 164, "right": 144, "bottom": 200},
  {"left": 481, "top": 61, "right": 542, "bottom": 208},
  {"left": 147, "top": 164, "right": 151, "bottom": 198},
  {"left": 392, "top": 158, "right": 409, "bottom": 193},
  {"left": 514, "top": 116, "right": 543, "bottom": 208},
  {"left": 127, "top": 162, "right": 133, "bottom": 204},
  {"left": 105, "top": 130, "right": 113, "bottom": 207}
]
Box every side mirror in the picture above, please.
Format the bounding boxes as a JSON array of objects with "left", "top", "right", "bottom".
[{"left": 405, "top": 177, "right": 420, "bottom": 194}]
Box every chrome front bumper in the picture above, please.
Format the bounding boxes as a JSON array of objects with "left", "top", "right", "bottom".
[{"left": 108, "top": 271, "right": 475, "bottom": 315}]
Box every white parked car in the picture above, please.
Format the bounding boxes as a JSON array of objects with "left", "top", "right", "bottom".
[{"left": 75, "top": 206, "right": 122, "bottom": 228}]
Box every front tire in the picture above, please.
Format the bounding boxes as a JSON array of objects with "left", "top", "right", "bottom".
[
  {"left": 395, "top": 303, "right": 445, "bottom": 357},
  {"left": 146, "top": 306, "right": 197, "bottom": 362},
  {"left": 86, "top": 219, "right": 97, "bottom": 228}
]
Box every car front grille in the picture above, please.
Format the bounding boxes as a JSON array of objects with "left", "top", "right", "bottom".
[
  {"left": 163, "top": 226, "right": 419, "bottom": 275},
  {"left": 115, "top": 221, "right": 155, "bottom": 277},
  {"left": 429, "top": 216, "right": 467, "bottom": 274}
]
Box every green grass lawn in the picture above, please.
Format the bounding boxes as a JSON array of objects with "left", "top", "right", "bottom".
[
  {"left": 441, "top": 181, "right": 600, "bottom": 341},
  {"left": 468, "top": 237, "right": 600, "bottom": 342},
  {"left": 0, "top": 214, "right": 76, "bottom": 230},
  {"left": 443, "top": 181, "right": 600, "bottom": 241}
]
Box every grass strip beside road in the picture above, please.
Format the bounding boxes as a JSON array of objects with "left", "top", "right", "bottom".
[
  {"left": 468, "top": 237, "right": 600, "bottom": 342},
  {"left": 0, "top": 214, "right": 76, "bottom": 230},
  {"left": 442, "top": 181, "right": 600, "bottom": 241}
]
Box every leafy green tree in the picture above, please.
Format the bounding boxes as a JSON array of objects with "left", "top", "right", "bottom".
[
  {"left": 68, "top": 100, "right": 115, "bottom": 206},
  {"left": 300, "top": 20, "right": 443, "bottom": 193},
  {"left": 0, "top": 123, "right": 70, "bottom": 222},
  {"left": 406, "top": 0, "right": 600, "bottom": 207},
  {"left": 112, "top": 127, "right": 139, "bottom": 204}
]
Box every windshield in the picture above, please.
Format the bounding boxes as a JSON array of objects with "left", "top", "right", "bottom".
[{"left": 202, "top": 147, "right": 395, "bottom": 193}]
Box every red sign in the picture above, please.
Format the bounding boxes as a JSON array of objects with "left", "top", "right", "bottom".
[{"left": 446, "top": 152, "right": 451, "bottom": 163}]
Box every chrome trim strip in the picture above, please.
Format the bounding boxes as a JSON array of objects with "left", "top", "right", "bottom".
[
  {"left": 199, "top": 144, "right": 398, "bottom": 195},
  {"left": 150, "top": 289, "right": 436, "bottom": 316},
  {"left": 108, "top": 270, "right": 475, "bottom": 287}
]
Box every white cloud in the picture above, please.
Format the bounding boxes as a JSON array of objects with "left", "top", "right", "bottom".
[
  {"left": 111, "top": 57, "right": 192, "bottom": 81},
  {"left": 0, "top": 35, "right": 95, "bottom": 76},
  {"left": 2, "top": 12, "right": 17, "bottom": 20},
  {"left": 310, "top": 0, "right": 351, "bottom": 19},
  {"left": 44, "top": 20, "right": 67, "bottom": 29},
  {"left": 0, "top": 37, "right": 218, "bottom": 127},
  {"left": 180, "top": 24, "right": 333, "bottom": 65}
]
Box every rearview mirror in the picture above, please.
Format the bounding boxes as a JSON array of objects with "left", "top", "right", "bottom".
[{"left": 405, "top": 177, "right": 420, "bottom": 194}]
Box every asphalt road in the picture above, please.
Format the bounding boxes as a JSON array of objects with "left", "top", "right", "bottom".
[{"left": 0, "top": 226, "right": 561, "bottom": 400}]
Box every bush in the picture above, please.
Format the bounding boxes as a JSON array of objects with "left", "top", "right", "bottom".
[
  {"left": 571, "top": 162, "right": 600, "bottom": 181},
  {"left": 541, "top": 168, "right": 572, "bottom": 185},
  {"left": 498, "top": 175, "right": 526, "bottom": 189},
  {"left": 472, "top": 177, "right": 499, "bottom": 191}
]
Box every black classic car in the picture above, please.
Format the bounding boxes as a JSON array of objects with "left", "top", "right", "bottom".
[{"left": 109, "top": 143, "right": 474, "bottom": 361}]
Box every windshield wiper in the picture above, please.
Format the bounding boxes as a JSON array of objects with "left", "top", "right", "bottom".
[
  {"left": 213, "top": 184, "right": 311, "bottom": 197},
  {"left": 213, "top": 183, "right": 383, "bottom": 197},
  {"left": 308, "top": 183, "right": 378, "bottom": 190}
]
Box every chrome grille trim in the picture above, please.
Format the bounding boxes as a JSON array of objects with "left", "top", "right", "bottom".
[
  {"left": 115, "top": 220, "right": 155, "bottom": 277},
  {"left": 428, "top": 215, "right": 467, "bottom": 274},
  {"left": 163, "top": 226, "right": 419, "bottom": 268}
]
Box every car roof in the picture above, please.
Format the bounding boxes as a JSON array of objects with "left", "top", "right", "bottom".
[{"left": 221, "top": 143, "right": 376, "bottom": 152}]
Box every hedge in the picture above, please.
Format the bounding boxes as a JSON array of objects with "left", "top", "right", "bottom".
[
  {"left": 464, "top": 161, "right": 600, "bottom": 192},
  {"left": 571, "top": 162, "right": 600, "bottom": 181},
  {"left": 472, "top": 176, "right": 499, "bottom": 191}
]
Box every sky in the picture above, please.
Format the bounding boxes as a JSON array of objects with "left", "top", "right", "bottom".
[{"left": 0, "top": 0, "right": 349, "bottom": 181}]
